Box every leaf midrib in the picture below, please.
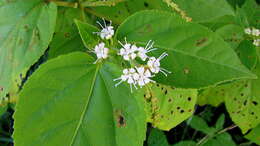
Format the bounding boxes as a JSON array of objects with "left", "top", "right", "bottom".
[{"left": 69, "top": 64, "right": 101, "bottom": 146}]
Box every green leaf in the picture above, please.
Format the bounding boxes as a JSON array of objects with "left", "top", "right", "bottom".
[
  {"left": 174, "top": 141, "right": 196, "bottom": 146},
  {"left": 238, "top": 0, "right": 260, "bottom": 27},
  {"left": 197, "top": 85, "right": 226, "bottom": 107},
  {"left": 148, "top": 128, "right": 169, "bottom": 146},
  {"left": 0, "top": 105, "right": 7, "bottom": 116},
  {"left": 144, "top": 84, "right": 197, "bottom": 130},
  {"left": 14, "top": 52, "right": 146, "bottom": 146},
  {"left": 215, "top": 24, "right": 244, "bottom": 49},
  {"left": 116, "top": 10, "right": 256, "bottom": 88},
  {"left": 173, "top": 0, "right": 235, "bottom": 22},
  {"left": 48, "top": 8, "right": 86, "bottom": 59},
  {"left": 203, "top": 133, "right": 236, "bottom": 146},
  {"left": 215, "top": 114, "right": 225, "bottom": 131},
  {"left": 245, "top": 124, "right": 260, "bottom": 145},
  {"left": 236, "top": 40, "right": 258, "bottom": 70},
  {"left": 75, "top": 19, "right": 99, "bottom": 49},
  {"left": 89, "top": 0, "right": 171, "bottom": 24},
  {"left": 189, "top": 116, "right": 216, "bottom": 135},
  {"left": 0, "top": 0, "right": 57, "bottom": 99},
  {"left": 225, "top": 80, "right": 260, "bottom": 133}
]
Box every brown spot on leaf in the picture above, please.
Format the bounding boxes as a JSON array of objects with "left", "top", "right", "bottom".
[
  {"left": 168, "top": 98, "right": 172, "bottom": 103},
  {"left": 64, "top": 32, "right": 70, "bottom": 38},
  {"left": 183, "top": 68, "right": 190, "bottom": 74},
  {"left": 115, "top": 110, "right": 126, "bottom": 127},
  {"left": 196, "top": 38, "right": 208, "bottom": 46}
]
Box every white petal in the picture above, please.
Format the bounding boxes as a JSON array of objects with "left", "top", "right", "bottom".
[{"left": 136, "top": 67, "right": 145, "bottom": 74}]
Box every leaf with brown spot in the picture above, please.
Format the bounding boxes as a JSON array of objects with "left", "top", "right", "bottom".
[{"left": 143, "top": 84, "right": 197, "bottom": 130}]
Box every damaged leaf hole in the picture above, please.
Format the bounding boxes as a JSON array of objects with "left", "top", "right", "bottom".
[
  {"left": 115, "top": 110, "right": 126, "bottom": 127},
  {"left": 252, "top": 101, "right": 258, "bottom": 106}
]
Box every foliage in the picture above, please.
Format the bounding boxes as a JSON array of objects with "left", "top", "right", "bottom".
[{"left": 0, "top": 0, "right": 259, "bottom": 145}]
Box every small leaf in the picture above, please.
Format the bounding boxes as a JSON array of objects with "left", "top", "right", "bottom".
[
  {"left": 144, "top": 84, "right": 197, "bottom": 130},
  {"left": 236, "top": 40, "right": 257, "bottom": 70},
  {"left": 148, "top": 128, "right": 169, "bottom": 146},
  {"left": 75, "top": 19, "right": 99, "bottom": 49},
  {"left": 203, "top": 132, "right": 236, "bottom": 146},
  {"left": 216, "top": 24, "right": 244, "bottom": 49},
  {"left": 48, "top": 8, "right": 86, "bottom": 59},
  {"left": 189, "top": 116, "right": 216, "bottom": 135},
  {"left": 245, "top": 124, "right": 260, "bottom": 145},
  {"left": 215, "top": 114, "right": 225, "bottom": 131},
  {"left": 116, "top": 10, "right": 256, "bottom": 88}
]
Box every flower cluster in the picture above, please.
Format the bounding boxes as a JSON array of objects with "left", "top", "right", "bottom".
[
  {"left": 91, "top": 19, "right": 170, "bottom": 92},
  {"left": 114, "top": 39, "right": 170, "bottom": 92},
  {"left": 92, "top": 19, "right": 115, "bottom": 63},
  {"left": 244, "top": 27, "right": 260, "bottom": 47}
]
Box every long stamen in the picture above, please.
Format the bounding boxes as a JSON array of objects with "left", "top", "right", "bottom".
[
  {"left": 161, "top": 68, "right": 171, "bottom": 74},
  {"left": 96, "top": 21, "right": 104, "bottom": 29},
  {"left": 147, "top": 48, "right": 157, "bottom": 52},
  {"left": 102, "top": 18, "right": 107, "bottom": 28},
  {"left": 158, "top": 52, "right": 168, "bottom": 60},
  {"left": 93, "top": 59, "right": 99, "bottom": 64},
  {"left": 160, "top": 70, "right": 168, "bottom": 76},
  {"left": 124, "top": 37, "right": 127, "bottom": 44},
  {"left": 93, "top": 32, "right": 101, "bottom": 34},
  {"left": 130, "top": 84, "right": 133, "bottom": 93},
  {"left": 109, "top": 20, "right": 112, "bottom": 26},
  {"left": 115, "top": 80, "right": 123, "bottom": 87},
  {"left": 118, "top": 40, "right": 124, "bottom": 47},
  {"left": 146, "top": 41, "right": 154, "bottom": 50},
  {"left": 145, "top": 40, "right": 152, "bottom": 49},
  {"left": 113, "top": 77, "right": 122, "bottom": 81}
]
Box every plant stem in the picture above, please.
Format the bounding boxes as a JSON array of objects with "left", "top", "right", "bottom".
[{"left": 196, "top": 124, "right": 238, "bottom": 145}]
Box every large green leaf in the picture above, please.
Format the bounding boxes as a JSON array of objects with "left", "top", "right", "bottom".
[
  {"left": 173, "top": 0, "right": 235, "bottom": 22},
  {"left": 48, "top": 8, "right": 86, "bottom": 59},
  {"left": 116, "top": 10, "right": 256, "bottom": 88},
  {"left": 14, "top": 52, "right": 146, "bottom": 146},
  {"left": 144, "top": 84, "right": 197, "bottom": 130},
  {"left": 0, "top": 0, "right": 57, "bottom": 99}
]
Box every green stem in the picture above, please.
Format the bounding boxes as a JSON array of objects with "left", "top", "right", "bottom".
[{"left": 196, "top": 125, "right": 238, "bottom": 145}]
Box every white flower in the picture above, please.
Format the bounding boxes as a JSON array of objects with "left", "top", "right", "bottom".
[
  {"left": 94, "top": 18, "right": 114, "bottom": 39},
  {"left": 92, "top": 42, "right": 109, "bottom": 64},
  {"left": 244, "top": 28, "right": 252, "bottom": 35},
  {"left": 147, "top": 52, "right": 171, "bottom": 76},
  {"left": 113, "top": 68, "right": 138, "bottom": 92},
  {"left": 252, "top": 28, "right": 260, "bottom": 37},
  {"left": 118, "top": 38, "right": 138, "bottom": 60},
  {"left": 135, "top": 67, "right": 155, "bottom": 87},
  {"left": 137, "top": 40, "right": 157, "bottom": 61},
  {"left": 253, "top": 39, "right": 260, "bottom": 47}
]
